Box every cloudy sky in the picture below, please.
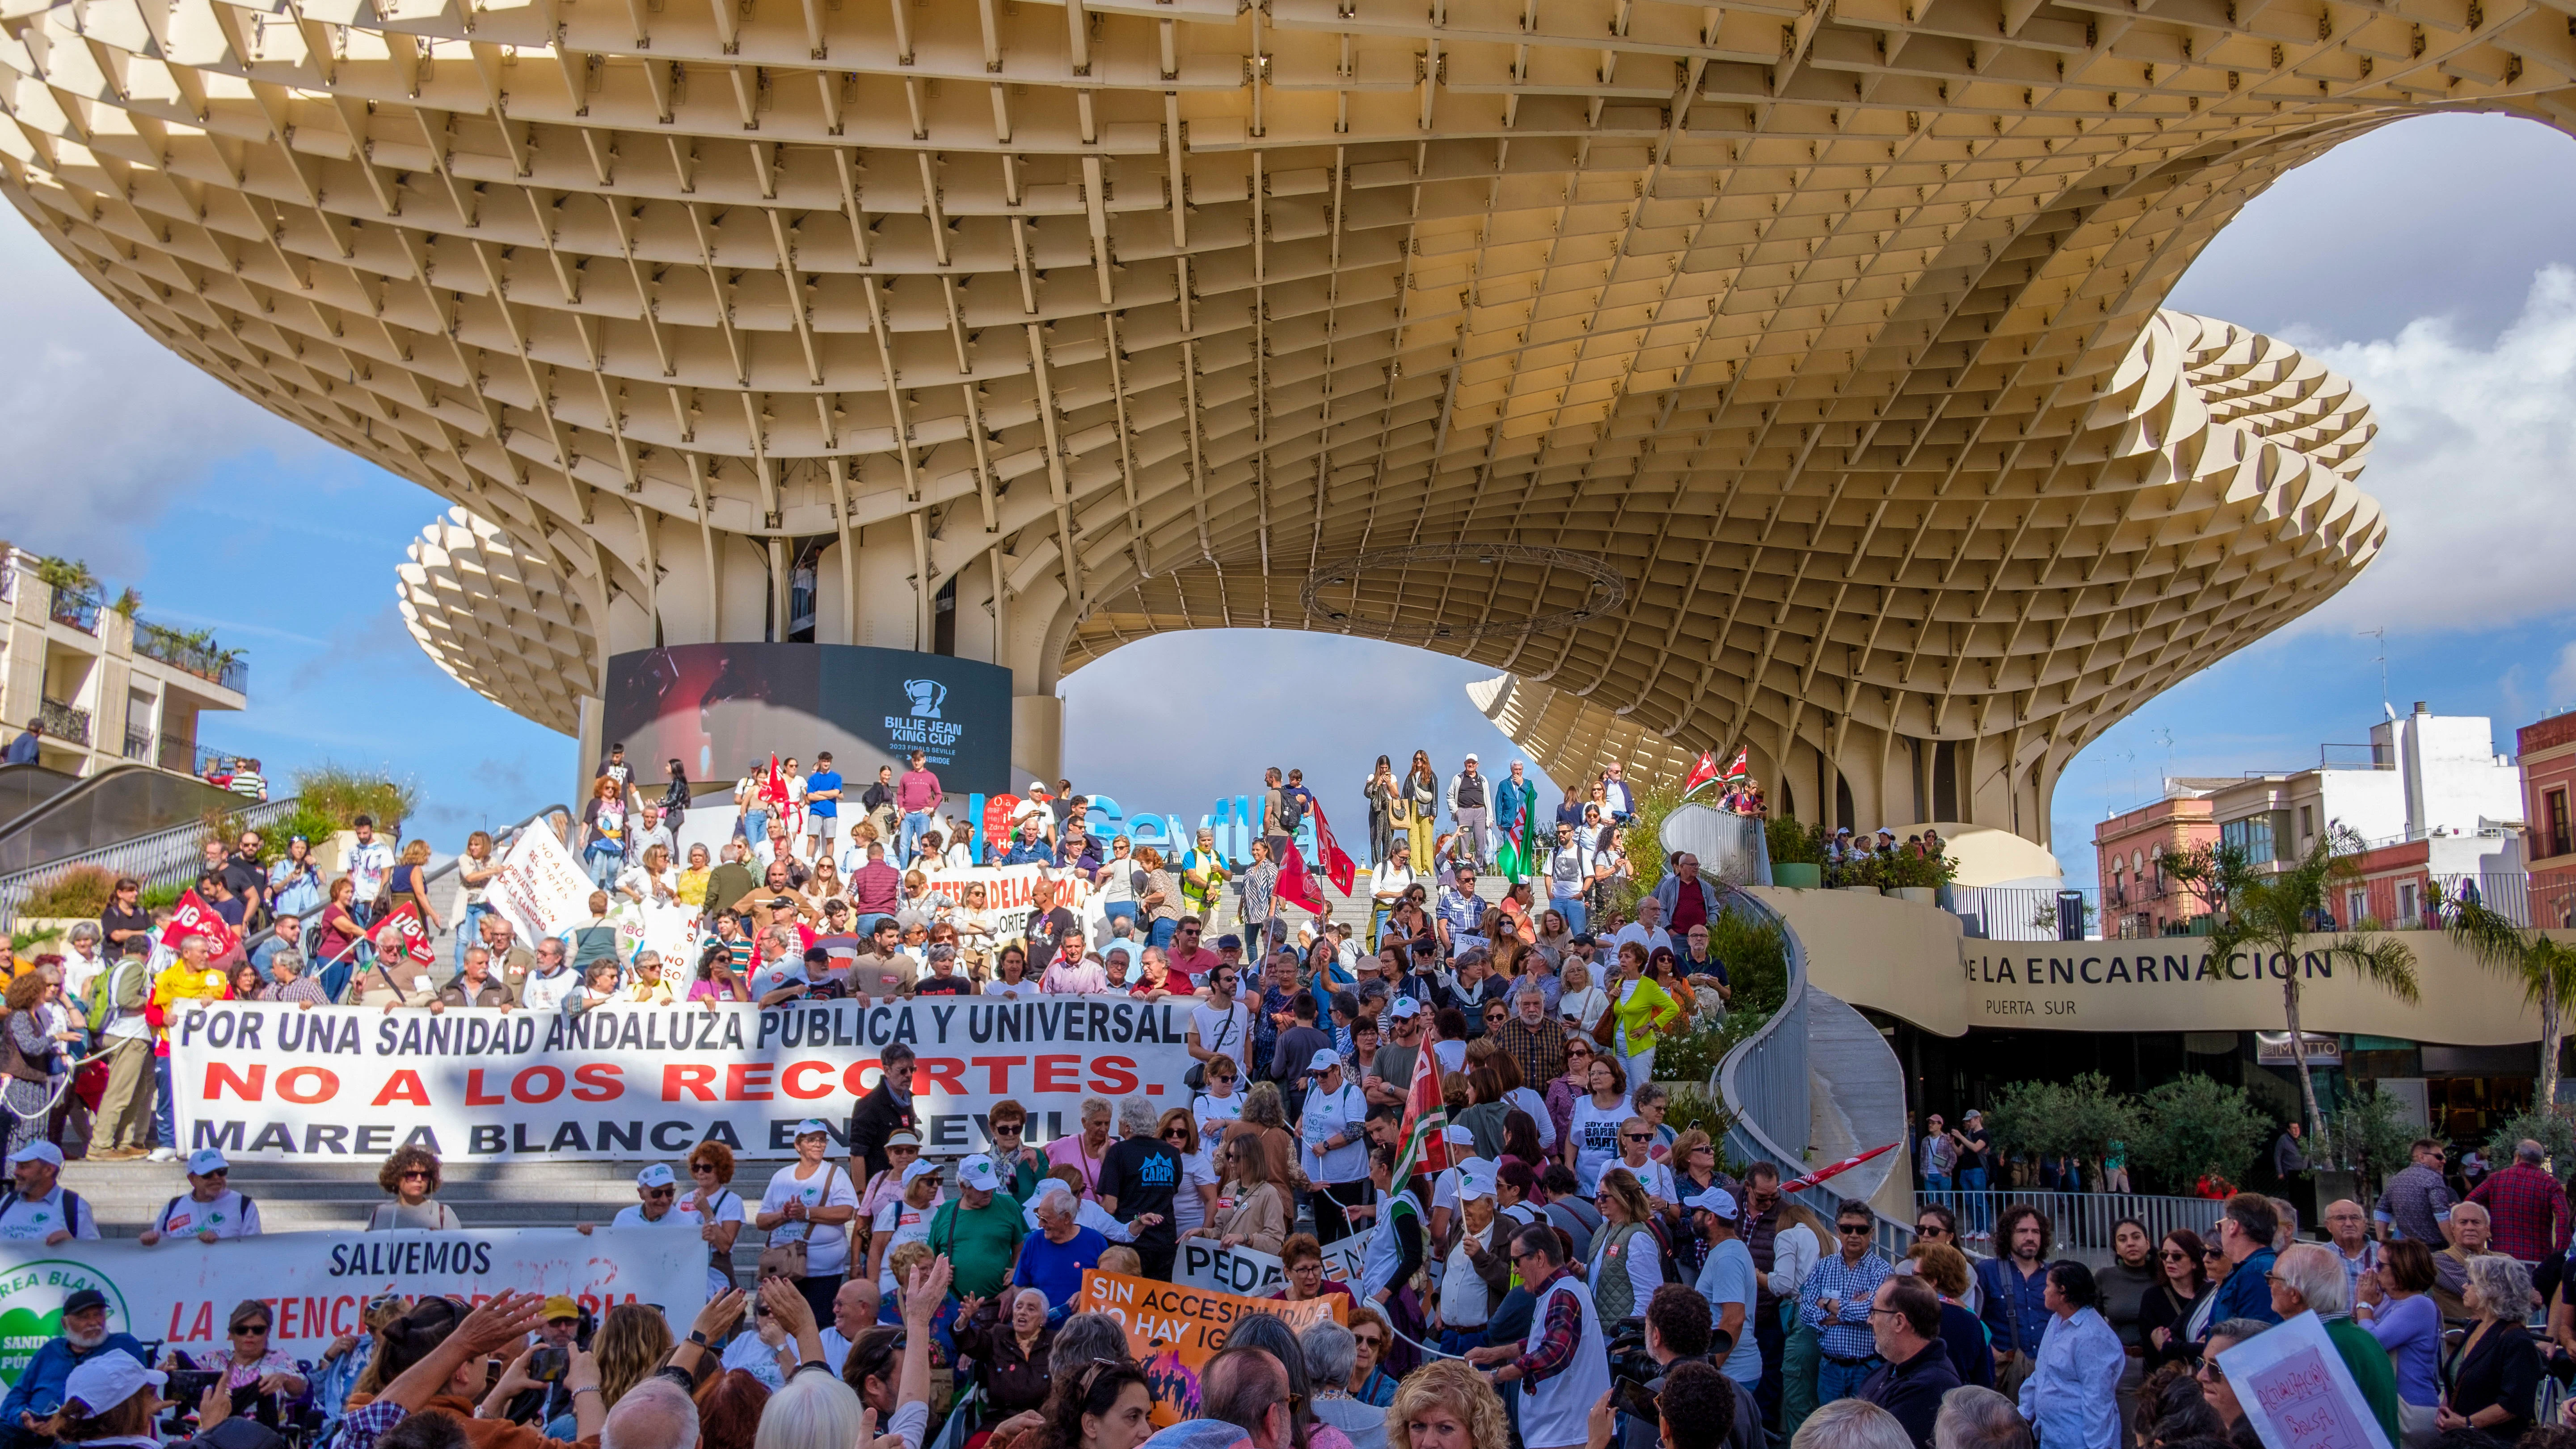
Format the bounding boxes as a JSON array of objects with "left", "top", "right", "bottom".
[{"left": 2, "top": 114, "right": 2572, "bottom": 868}]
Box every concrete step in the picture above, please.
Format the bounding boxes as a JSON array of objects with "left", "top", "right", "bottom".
[{"left": 62, "top": 1158, "right": 715, "bottom": 1237}]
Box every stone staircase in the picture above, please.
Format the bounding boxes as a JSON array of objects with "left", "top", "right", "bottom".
[{"left": 61, "top": 1158, "right": 680, "bottom": 1237}]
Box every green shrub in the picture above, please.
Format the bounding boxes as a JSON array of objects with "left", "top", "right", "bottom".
[
  {"left": 1766, "top": 815, "right": 1823, "bottom": 865},
  {"left": 253, "top": 804, "right": 345, "bottom": 865},
  {"left": 290, "top": 766, "right": 417, "bottom": 835},
  {"left": 1662, "top": 1084, "right": 1740, "bottom": 1149},
  {"left": 1654, "top": 1019, "right": 1734, "bottom": 1085},
  {"left": 1985, "top": 1072, "right": 2138, "bottom": 1165},
  {"left": 140, "top": 880, "right": 185, "bottom": 910},
  {"left": 1708, "top": 907, "right": 1789, "bottom": 1015},
  {"left": 2483, "top": 1105, "right": 2576, "bottom": 1186},
  {"left": 2131, "top": 1074, "right": 2272, "bottom": 1192},
  {"left": 19, "top": 863, "right": 119, "bottom": 918}
]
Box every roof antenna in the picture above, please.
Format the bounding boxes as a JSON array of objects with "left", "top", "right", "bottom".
[{"left": 2358, "top": 626, "right": 2391, "bottom": 719}]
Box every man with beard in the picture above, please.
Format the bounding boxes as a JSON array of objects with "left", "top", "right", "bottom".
[{"left": 0, "top": 1287, "right": 144, "bottom": 1441}]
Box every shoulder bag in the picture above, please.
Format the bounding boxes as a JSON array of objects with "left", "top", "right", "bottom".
[{"left": 757, "top": 1165, "right": 839, "bottom": 1281}]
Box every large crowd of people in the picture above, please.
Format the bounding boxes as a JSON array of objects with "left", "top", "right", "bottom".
[{"left": 28, "top": 741, "right": 2572, "bottom": 1449}]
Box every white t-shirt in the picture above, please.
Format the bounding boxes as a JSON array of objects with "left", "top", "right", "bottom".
[
  {"left": 983, "top": 977, "right": 1043, "bottom": 1000},
  {"left": 750, "top": 958, "right": 808, "bottom": 1000},
  {"left": 761, "top": 1162, "right": 861, "bottom": 1275},
  {"left": 154, "top": 1189, "right": 260, "bottom": 1239},
  {"left": 1611, "top": 925, "right": 1674, "bottom": 961},
  {"left": 871, "top": 1191, "right": 944, "bottom": 1290},
  {"left": 1172, "top": 1148, "right": 1219, "bottom": 1234},
  {"left": 1610, "top": 1156, "right": 1677, "bottom": 1205},
  {"left": 1432, "top": 1039, "right": 1467, "bottom": 1074},
  {"left": 60, "top": 952, "right": 105, "bottom": 1018},
  {"left": 720, "top": 1329, "right": 794, "bottom": 1390},
  {"left": 1100, "top": 860, "right": 1136, "bottom": 904},
  {"left": 522, "top": 967, "right": 579, "bottom": 1015},
  {"left": 0, "top": 1187, "right": 97, "bottom": 1241},
  {"left": 1558, "top": 984, "right": 1610, "bottom": 1032},
  {"left": 1191, "top": 1002, "right": 1252, "bottom": 1063},
  {"left": 1192, "top": 1089, "right": 1244, "bottom": 1143},
  {"left": 101, "top": 958, "right": 152, "bottom": 1042},
  {"left": 611, "top": 1203, "right": 692, "bottom": 1229},
  {"left": 1570, "top": 1095, "right": 1628, "bottom": 1195},
  {"left": 677, "top": 1188, "right": 749, "bottom": 1229}
]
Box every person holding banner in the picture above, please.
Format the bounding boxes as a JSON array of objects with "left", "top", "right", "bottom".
[
  {"left": 138, "top": 1148, "right": 261, "bottom": 1244},
  {"left": 1188, "top": 1131, "right": 1288, "bottom": 1257},
  {"left": 1301, "top": 1051, "right": 1372, "bottom": 1246}
]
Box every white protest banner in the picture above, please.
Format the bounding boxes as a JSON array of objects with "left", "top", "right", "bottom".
[
  {"left": 2214, "top": 1310, "right": 2394, "bottom": 1449},
  {"left": 625, "top": 901, "right": 701, "bottom": 969},
  {"left": 170, "top": 997, "right": 1195, "bottom": 1162},
  {"left": 1172, "top": 1234, "right": 1370, "bottom": 1297},
  {"left": 0, "top": 1229, "right": 704, "bottom": 1390},
  {"left": 488, "top": 821, "right": 592, "bottom": 945},
  {"left": 918, "top": 864, "right": 1093, "bottom": 942}
]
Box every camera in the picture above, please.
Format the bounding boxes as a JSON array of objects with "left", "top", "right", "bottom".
[
  {"left": 529, "top": 1346, "right": 570, "bottom": 1384},
  {"left": 1605, "top": 1318, "right": 1660, "bottom": 1420},
  {"left": 164, "top": 1369, "right": 224, "bottom": 1406}
]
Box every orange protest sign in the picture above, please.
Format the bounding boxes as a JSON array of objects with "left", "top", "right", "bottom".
[{"left": 1075, "top": 1270, "right": 1346, "bottom": 1426}]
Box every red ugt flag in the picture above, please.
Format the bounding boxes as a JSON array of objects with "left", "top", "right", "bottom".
[
  {"left": 1276, "top": 839, "right": 1324, "bottom": 915},
  {"left": 367, "top": 900, "right": 438, "bottom": 968},
  {"left": 161, "top": 890, "right": 241, "bottom": 959},
  {"left": 1307, "top": 798, "right": 1358, "bottom": 896},
  {"left": 1388, "top": 1027, "right": 1451, "bottom": 1202},
  {"left": 1682, "top": 752, "right": 1720, "bottom": 797}
]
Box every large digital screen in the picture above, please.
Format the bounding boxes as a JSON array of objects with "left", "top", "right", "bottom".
[{"left": 601, "top": 644, "right": 1013, "bottom": 795}]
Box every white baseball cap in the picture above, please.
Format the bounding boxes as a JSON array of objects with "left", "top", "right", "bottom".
[
  {"left": 902, "top": 1159, "right": 942, "bottom": 1186},
  {"left": 1307, "top": 1049, "right": 1343, "bottom": 1075},
  {"left": 1458, "top": 1160, "right": 1497, "bottom": 1201},
  {"left": 637, "top": 1163, "right": 677, "bottom": 1189},
  {"left": 1391, "top": 996, "right": 1424, "bottom": 1019},
  {"left": 63, "top": 1354, "right": 163, "bottom": 1415},
  {"left": 186, "top": 1148, "right": 229, "bottom": 1176},
  {"left": 885, "top": 1130, "right": 923, "bottom": 1149},
  {"left": 1686, "top": 1185, "right": 1740, "bottom": 1218},
  {"left": 1445, "top": 1125, "right": 1476, "bottom": 1148},
  {"left": 793, "top": 1119, "right": 833, "bottom": 1139},
  {"left": 958, "top": 1156, "right": 1002, "bottom": 1192},
  {"left": 1463, "top": 752, "right": 1478, "bottom": 762},
  {"left": 7, "top": 1142, "right": 63, "bottom": 1168}
]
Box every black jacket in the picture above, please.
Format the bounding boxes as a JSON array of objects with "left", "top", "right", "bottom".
[
  {"left": 845, "top": 1080, "right": 917, "bottom": 1180},
  {"left": 1860, "top": 1339, "right": 1964, "bottom": 1449}
]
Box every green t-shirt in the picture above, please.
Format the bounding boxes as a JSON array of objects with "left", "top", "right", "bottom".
[
  {"left": 932, "top": 1193, "right": 1028, "bottom": 1301},
  {"left": 2325, "top": 1315, "right": 2401, "bottom": 1449}
]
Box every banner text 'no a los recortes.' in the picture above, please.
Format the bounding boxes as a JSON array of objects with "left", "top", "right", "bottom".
[
  {"left": 1963, "top": 945, "right": 2355, "bottom": 1024},
  {"left": 169, "top": 997, "right": 1198, "bottom": 1163}
]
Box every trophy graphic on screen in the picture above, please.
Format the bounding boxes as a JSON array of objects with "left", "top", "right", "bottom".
[{"left": 903, "top": 678, "right": 948, "bottom": 719}]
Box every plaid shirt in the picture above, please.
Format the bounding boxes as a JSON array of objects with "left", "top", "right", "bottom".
[
  {"left": 1494, "top": 1017, "right": 1568, "bottom": 1096},
  {"left": 1801, "top": 1249, "right": 1892, "bottom": 1360},
  {"left": 1506, "top": 1265, "right": 1588, "bottom": 1385},
  {"left": 335, "top": 1399, "right": 408, "bottom": 1449},
  {"left": 2467, "top": 1161, "right": 2572, "bottom": 1261}
]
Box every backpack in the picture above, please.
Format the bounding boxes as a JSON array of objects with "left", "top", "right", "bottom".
[
  {"left": 1643, "top": 1214, "right": 1691, "bottom": 1285},
  {"left": 1279, "top": 790, "right": 1307, "bottom": 834},
  {"left": 159, "top": 1192, "right": 255, "bottom": 1235},
  {"left": 0, "top": 1186, "right": 86, "bottom": 1238},
  {"left": 87, "top": 960, "right": 138, "bottom": 1034}
]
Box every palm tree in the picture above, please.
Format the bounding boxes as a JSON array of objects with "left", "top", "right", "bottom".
[
  {"left": 2201, "top": 822, "right": 2420, "bottom": 1143},
  {"left": 2442, "top": 890, "right": 2576, "bottom": 1112}
]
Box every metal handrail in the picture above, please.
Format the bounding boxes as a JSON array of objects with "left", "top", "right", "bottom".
[
  {"left": 1713, "top": 886, "right": 1916, "bottom": 1260},
  {"left": 0, "top": 796, "right": 300, "bottom": 927}
]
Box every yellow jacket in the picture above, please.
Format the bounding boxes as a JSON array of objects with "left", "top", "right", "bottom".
[{"left": 151, "top": 960, "right": 230, "bottom": 1041}]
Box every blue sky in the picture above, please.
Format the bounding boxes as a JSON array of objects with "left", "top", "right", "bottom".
[{"left": 3, "top": 114, "right": 2572, "bottom": 871}]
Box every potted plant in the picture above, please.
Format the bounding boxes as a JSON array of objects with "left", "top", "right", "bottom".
[
  {"left": 1835, "top": 851, "right": 1885, "bottom": 893},
  {"left": 1765, "top": 816, "right": 1823, "bottom": 889}
]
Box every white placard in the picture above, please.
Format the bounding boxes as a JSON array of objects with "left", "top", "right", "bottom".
[
  {"left": 0, "top": 1229, "right": 705, "bottom": 1390},
  {"left": 2214, "top": 1309, "right": 2394, "bottom": 1449},
  {"left": 487, "top": 821, "right": 594, "bottom": 945},
  {"left": 1173, "top": 1233, "right": 1371, "bottom": 1296}
]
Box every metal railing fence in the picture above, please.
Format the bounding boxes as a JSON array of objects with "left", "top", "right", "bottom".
[
  {"left": 1927, "top": 1188, "right": 2224, "bottom": 1259},
  {"left": 0, "top": 796, "right": 300, "bottom": 927}
]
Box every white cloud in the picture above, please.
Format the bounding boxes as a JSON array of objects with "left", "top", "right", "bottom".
[
  {"left": 0, "top": 215, "right": 317, "bottom": 572},
  {"left": 2294, "top": 266, "right": 2576, "bottom": 635}
]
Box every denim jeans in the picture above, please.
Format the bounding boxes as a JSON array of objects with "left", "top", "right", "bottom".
[
  {"left": 1921, "top": 1171, "right": 1952, "bottom": 1212},
  {"left": 1550, "top": 894, "right": 1588, "bottom": 935},
  {"left": 584, "top": 846, "right": 623, "bottom": 889},
  {"left": 1147, "top": 917, "right": 1177, "bottom": 949},
  {"left": 455, "top": 902, "right": 491, "bottom": 969},
  {"left": 1105, "top": 902, "right": 1139, "bottom": 932},
  {"left": 900, "top": 809, "right": 936, "bottom": 864},
  {"left": 1960, "top": 1167, "right": 1991, "bottom": 1234},
  {"left": 1815, "top": 1353, "right": 1881, "bottom": 1407},
  {"left": 152, "top": 1053, "right": 175, "bottom": 1150},
  {"left": 741, "top": 807, "right": 768, "bottom": 843}
]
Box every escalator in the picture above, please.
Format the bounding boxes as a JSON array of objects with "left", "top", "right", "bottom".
[{"left": 0, "top": 763, "right": 262, "bottom": 876}]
